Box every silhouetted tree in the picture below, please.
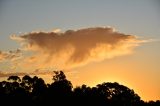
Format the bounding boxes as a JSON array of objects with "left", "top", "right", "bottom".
[
  {"left": 21, "top": 75, "right": 33, "bottom": 92},
  {"left": 7, "top": 76, "right": 21, "bottom": 82},
  {"left": 52, "top": 71, "right": 67, "bottom": 82},
  {"left": 96, "top": 82, "right": 141, "bottom": 106},
  {"left": 0, "top": 70, "right": 159, "bottom": 106}
]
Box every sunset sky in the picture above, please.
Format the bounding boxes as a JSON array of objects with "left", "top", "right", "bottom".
[{"left": 0, "top": 0, "right": 160, "bottom": 101}]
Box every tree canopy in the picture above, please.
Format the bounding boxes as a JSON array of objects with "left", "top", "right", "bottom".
[{"left": 0, "top": 71, "right": 159, "bottom": 106}]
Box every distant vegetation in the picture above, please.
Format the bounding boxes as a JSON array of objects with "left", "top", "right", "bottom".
[{"left": 0, "top": 71, "right": 159, "bottom": 106}]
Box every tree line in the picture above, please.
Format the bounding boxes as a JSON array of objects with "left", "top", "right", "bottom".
[{"left": 0, "top": 71, "right": 159, "bottom": 106}]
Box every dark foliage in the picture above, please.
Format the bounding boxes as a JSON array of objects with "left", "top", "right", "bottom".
[{"left": 0, "top": 71, "right": 159, "bottom": 106}]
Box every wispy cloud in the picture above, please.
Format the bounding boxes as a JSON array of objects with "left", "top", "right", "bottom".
[
  {"left": 0, "top": 69, "right": 54, "bottom": 78},
  {"left": 9, "top": 26, "right": 144, "bottom": 70},
  {"left": 0, "top": 71, "right": 26, "bottom": 78},
  {"left": 0, "top": 49, "right": 22, "bottom": 62}
]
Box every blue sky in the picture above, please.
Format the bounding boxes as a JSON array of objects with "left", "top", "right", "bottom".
[{"left": 0, "top": 0, "right": 160, "bottom": 50}]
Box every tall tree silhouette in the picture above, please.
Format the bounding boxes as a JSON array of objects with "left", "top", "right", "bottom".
[{"left": 21, "top": 75, "right": 33, "bottom": 92}]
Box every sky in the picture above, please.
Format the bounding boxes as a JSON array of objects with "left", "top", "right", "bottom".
[{"left": 0, "top": 0, "right": 160, "bottom": 101}]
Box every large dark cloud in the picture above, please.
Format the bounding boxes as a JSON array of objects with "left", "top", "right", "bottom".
[{"left": 10, "top": 27, "right": 143, "bottom": 69}]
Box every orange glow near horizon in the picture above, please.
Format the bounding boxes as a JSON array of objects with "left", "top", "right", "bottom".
[
  {"left": 1, "top": 61, "right": 159, "bottom": 102},
  {"left": 68, "top": 68, "right": 159, "bottom": 101},
  {"left": 66, "top": 50, "right": 160, "bottom": 101}
]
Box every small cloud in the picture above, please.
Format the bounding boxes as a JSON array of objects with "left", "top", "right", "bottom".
[
  {"left": 52, "top": 28, "right": 61, "bottom": 33},
  {"left": 0, "top": 49, "right": 22, "bottom": 62},
  {"left": 0, "top": 70, "right": 54, "bottom": 78},
  {"left": 0, "top": 71, "right": 26, "bottom": 78}
]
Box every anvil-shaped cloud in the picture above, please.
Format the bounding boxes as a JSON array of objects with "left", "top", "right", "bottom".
[{"left": 10, "top": 27, "right": 143, "bottom": 70}]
